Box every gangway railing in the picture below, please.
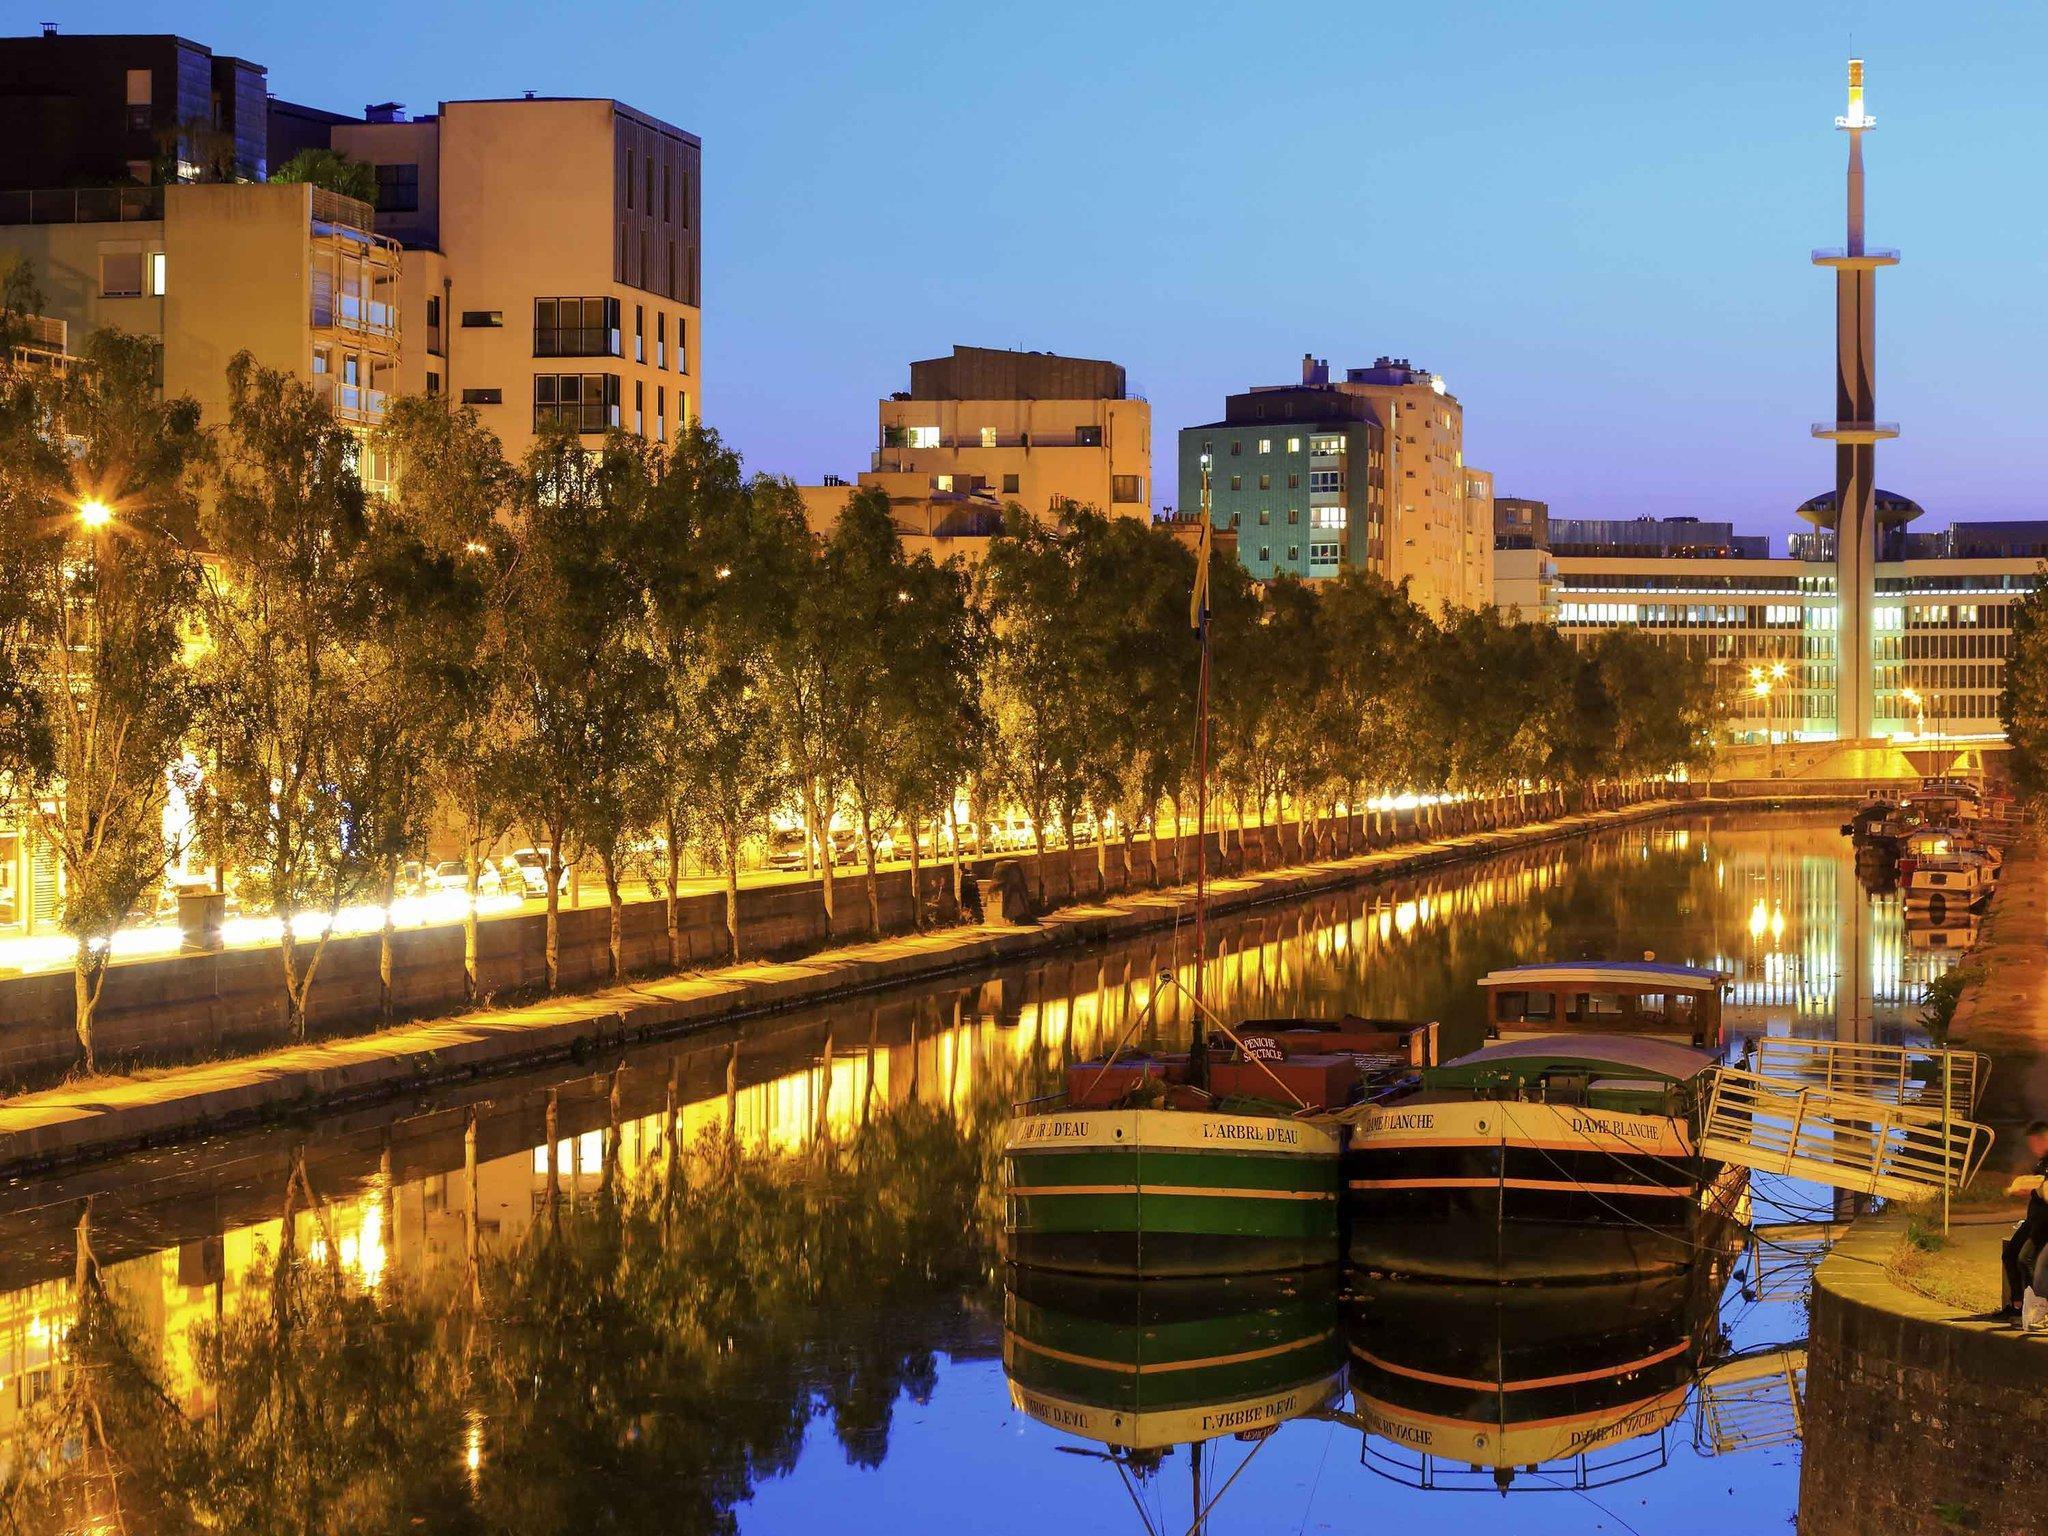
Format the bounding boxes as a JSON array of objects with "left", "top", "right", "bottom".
[
  {"left": 1700, "top": 1069, "right": 1993, "bottom": 1201},
  {"left": 1749, "top": 1038, "right": 1989, "bottom": 1115},
  {"left": 1696, "top": 1348, "right": 1807, "bottom": 1456}
]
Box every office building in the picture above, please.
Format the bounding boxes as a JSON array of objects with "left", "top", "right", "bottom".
[{"left": 868, "top": 346, "right": 1150, "bottom": 519}]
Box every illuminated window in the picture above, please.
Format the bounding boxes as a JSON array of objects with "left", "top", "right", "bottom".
[
  {"left": 148, "top": 250, "right": 166, "bottom": 295},
  {"left": 1287, "top": 437, "right": 1302, "bottom": 453},
  {"left": 936, "top": 474, "right": 954, "bottom": 492},
  {"left": 980, "top": 426, "right": 997, "bottom": 448},
  {"left": 906, "top": 426, "right": 940, "bottom": 448},
  {"left": 1258, "top": 438, "right": 1272, "bottom": 454}
]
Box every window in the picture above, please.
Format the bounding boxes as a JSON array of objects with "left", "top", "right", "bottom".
[
  {"left": 373, "top": 162, "right": 420, "bottom": 213},
  {"left": 461, "top": 388, "right": 501, "bottom": 405},
  {"left": 1287, "top": 437, "right": 1301, "bottom": 453},
  {"left": 656, "top": 385, "right": 666, "bottom": 441},
  {"left": 935, "top": 474, "right": 954, "bottom": 492},
  {"left": 1002, "top": 474, "right": 1020, "bottom": 494},
  {"left": 1287, "top": 545, "right": 1300, "bottom": 562},
  {"left": 148, "top": 251, "right": 166, "bottom": 295},
  {"left": 1258, "top": 546, "right": 1270, "bottom": 563},
  {"left": 1230, "top": 441, "right": 1242, "bottom": 456},
  {"left": 905, "top": 425, "right": 940, "bottom": 448},
  {"left": 676, "top": 316, "right": 689, "bottom": 372},
  {"left": 1229, "top": 512, "right": 1241, "bottom": 528},
  {"left": 426, "top": 372, "right": 441, "bottom": 396},
  {"left": 125, "top": 69, "right": 152, "bottom": 130},
  {"left": 1287, "top": 507, "right": 1300, "bottom": 524},
  {"left": 1258, "top": 474, "right": 1271, "bottom": 491},
  {"left": 625, "top": 148, "right": 635, "bottom": 209},
  {"left": 1309, "top": 542, "right": 1340, "bottom": 565},
  {"left": 634, "top": 379, "right": 644, "bottom": 435},
  {"left": 1495, "top": 990, "right": 1555, "bottom": 1023},
  {"left": 99, "top": 249, "right": 144, "bottom": 297},
  {"left": 533, "top": 373, "right": 621, "bottom": 433},
  {"left": 1311, "top": 506, "right": 1348, "bottom": 530},
  {"left": 1112, "top": 475, "right": 1142, "bottom": 503},
  {"left": 425, "top": 295, "right": 443, "bottom": 355},
  {"left": 1310, "top": 469, "right": 1343, "bottom": 493},
  {"left": 534, "top": 297, "right": 621, "bottom": 357},
  {"left": 634, "top": 305, "right": 645, "bottom": 362},
  {"left": 1257, "top": 438, "right": 1272, "bottom": 454},
  {"left": 663, "top": 163, "right": 672, "bottom": 222},
  {"left": 461, "top": 310, "right": 503, "bottom": 328},
  {"left": 1287, "top": 473, "right": 1300, "bottom": 489},
  {"left": 1229, "top": 475, "right": 1242, "bottom": 491},
  {"left": 980, "top": 426, "right": 998, "bottom": 448},
  {"left": 656, "top": 312, "right": 666, "bottom": 369},
  {"left": 1258, "top": 509, "right": 1271, "bottom": 525},
  {"left": 1074, "top": 425, "right": 1103, "bottom": 447}
]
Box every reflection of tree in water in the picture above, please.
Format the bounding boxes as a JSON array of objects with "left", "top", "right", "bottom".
[{"left": 2, "top": 1089, "right": 1011, "bottom": 1534}]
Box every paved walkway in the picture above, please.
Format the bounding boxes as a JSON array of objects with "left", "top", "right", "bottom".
[{"left": 0, "top": 795, "right": 1762, "bottom": 1176}]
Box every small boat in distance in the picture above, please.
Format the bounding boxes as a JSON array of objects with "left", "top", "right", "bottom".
[
  {"left": 1344, "top": 1034, "right": 1749, "bottom": 1282},
  {"left": 1479, "top": 960, "right": 1726, "bottom": 1050}
]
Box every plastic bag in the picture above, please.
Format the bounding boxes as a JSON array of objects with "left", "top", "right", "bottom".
[{"left": 2022, "top": 1287, "right": 2048, "bottom": 1332}]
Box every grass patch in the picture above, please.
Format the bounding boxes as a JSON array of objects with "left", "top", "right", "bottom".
[{"left": 1886, "top": 1174, "right": 2018, "bottom": 1313}]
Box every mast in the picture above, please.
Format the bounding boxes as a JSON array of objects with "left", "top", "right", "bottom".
[{"left": 1190, "top": 458, "right": 1215, "bottom": 1086}]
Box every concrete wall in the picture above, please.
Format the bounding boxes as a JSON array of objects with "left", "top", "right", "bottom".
[
  {"left": 1801, "top": 1217, "right": 2048, "bottom": 1536},
  {"left": 0, "top": 795, "right": 1602, "bottom": 1088}
]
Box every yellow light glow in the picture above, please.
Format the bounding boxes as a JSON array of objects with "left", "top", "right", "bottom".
[
  {"left": 1769, "top": 662, "right": 1788, "bottom": 681},
  {"left": 1753, "top": 680, "right": 1771, "bottom": 699},
  {"left": 1748, "top": 899, "right": 1769, "bottom": 939},
  {"left": 77, "top": 499, "right": 114, "bottom": 530}
]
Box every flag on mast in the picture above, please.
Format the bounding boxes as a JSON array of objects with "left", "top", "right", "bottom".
[{"left": 1190, "top": 516, "right": 1212, "bottom": 633}]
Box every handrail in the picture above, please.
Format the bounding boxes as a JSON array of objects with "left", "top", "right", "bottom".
[{"left": 1750, "top": 1037, "right": 1988, "bottom": 1112}]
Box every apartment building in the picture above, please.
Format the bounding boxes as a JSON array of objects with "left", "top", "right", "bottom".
[
  {"left": 318, "top": 96, "right": 700, "bottom": 460},
  {"left": 1176, "top": 385, "right": 1387, "bottom": 582},
  {"left": 1493, "top": 496, "right": 1556, "bottom": 620},
  {"left": 0, "top": 180, "right": 401, "bottom": 476},
  {"left": 868, "top": 346, "right": 1150, "bottom": 519},
  {"left": 1512, "top": 510, "right": 2043, "bottom": 744}
]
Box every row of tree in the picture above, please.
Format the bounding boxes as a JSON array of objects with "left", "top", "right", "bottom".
[{"left": 0, "top": 304, "right": 1720, "bottom": 1072}]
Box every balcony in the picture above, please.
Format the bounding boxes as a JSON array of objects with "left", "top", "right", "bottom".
[
  {"left": 312, "top": 375, "right": 388, "bottom": 424},
  {"left": 0, "top": 186, "right": 163, "bottom": 226},
  {"left": 1812, "top": 422, "right": 1900, "bottom": 444},
  {"left": 1811, "top": 247, "right": 1900, "bottom": 268},
  {"left": 534, "top": 326, "right": 622, "bottom": 359}
]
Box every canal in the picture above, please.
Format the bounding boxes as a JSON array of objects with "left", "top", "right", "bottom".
[{"left": 0, "top": 809, "right": 1955, "bottom": 1533}]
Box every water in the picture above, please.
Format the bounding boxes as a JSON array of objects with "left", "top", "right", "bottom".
[{"left": 0, "top": 810, "right": 1954, "bottom": 1534}]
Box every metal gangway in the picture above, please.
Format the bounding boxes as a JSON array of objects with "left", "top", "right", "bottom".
[
  {"left": 1695, "top": 1348, "right": 1807, "bottom": 1457},
  {"left": 1748, "top": 1038, "right": 1989, "bottom": 1116},
  {"left": 1700, "top": 1067, "right": 1993, "bottom": 1202}
]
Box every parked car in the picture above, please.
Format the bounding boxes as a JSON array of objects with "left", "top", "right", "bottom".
[
  {"left": 766, "top": 827, "right": 811, "bottom": 872},
  {"left": 502, "top": 848, "right": 567, "bottom": 896},
  {"left": 427, "top": 859, "right": 502, "bottom": 896}
]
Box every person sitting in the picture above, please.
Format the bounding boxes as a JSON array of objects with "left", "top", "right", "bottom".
[{"left": 1998, "top": 1120, "right": 2048, "bottom": 1320}]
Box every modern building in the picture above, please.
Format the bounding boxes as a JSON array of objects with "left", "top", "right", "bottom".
[
  {"left": 1181, "top": 355, "right": 1493, "bottom": 607},
  {"left": 0, "top": 28, "right": 269, "bottom": 187},
  {"left": 1501, "top": 510, "right": 2039, "bottom": 745},
  {"left": 867, "top": 346, "right": 1150, "bottom": 519},
  {"left": 1177, "top": 383, "right": 1387, "bottom": 583},
  {"left": 794, "top": 471, "right": 1005, "bottom": 565}
]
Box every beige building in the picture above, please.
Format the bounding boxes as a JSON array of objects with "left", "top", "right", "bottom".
[
  {"left": 1318, "top": 356, "right": 1484, "bottom": 613},
  {"left": 326, "top": 97, "right": 700, "bottom": 463},
  {"left": 0, "top": 181, "right": 401, "bottom": 481},
  {"left": 796, "top": 470, "right": 1004, "bottom": 565},
  {"left": 868, "top": 346, "right": 1149, "bottom": 519}
]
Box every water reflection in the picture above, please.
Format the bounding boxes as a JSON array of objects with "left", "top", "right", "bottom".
[{"left": 0, "top": 812, "right": 1911, "bottom": 1531}]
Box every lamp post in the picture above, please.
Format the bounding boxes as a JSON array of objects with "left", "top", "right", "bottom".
[{"left": 1752, "top": 674, "right": 1775, "bottom": 779}]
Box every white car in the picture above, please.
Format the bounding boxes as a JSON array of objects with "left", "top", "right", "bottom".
[
  {"left": 427, "top": 859, "right": 502, "bottom": 895},
  {"left": 502, "top": 848, "right": 567, "bottom": 896}
]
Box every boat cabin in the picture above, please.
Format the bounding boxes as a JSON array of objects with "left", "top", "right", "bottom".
[{"left": 1479, "top": 961, "right": 1725, "bottom": 1049}]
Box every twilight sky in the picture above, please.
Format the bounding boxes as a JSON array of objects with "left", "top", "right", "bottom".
[{"left": 56, "top": 0, "right": 2048, "bottom": 544}]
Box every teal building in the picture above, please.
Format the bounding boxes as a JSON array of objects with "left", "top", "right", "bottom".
[{"left": 1177, "top": 385, "right": 1386, "bottom": 582}]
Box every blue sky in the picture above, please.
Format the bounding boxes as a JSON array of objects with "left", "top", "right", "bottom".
[{"left": 53, "top": 0, "right": 2048, "bottom": 542}]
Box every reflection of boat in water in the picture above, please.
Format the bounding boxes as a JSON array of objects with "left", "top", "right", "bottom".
[
  {"left": 1903, "top": 910, "right": 1981, "bottom": 953},
  {"left": 1480, "top": 961, "right": 1725, "bottom": 1049},
  {"left": 1003, "top": 1014, "right": 1433, "bottom": 1277},
  {"left": 1345, "top": 1260, "right": 1731, "bottom": 1493},
  {"left": 1345, "top": 1036, "right": 1748, "bottom": 1281},
  {"left": 1002, "top": 1268, "right": 1345, "bottom": 1452}
]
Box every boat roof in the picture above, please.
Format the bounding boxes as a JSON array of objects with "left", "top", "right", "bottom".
[
  {"left": 1439, "top": 1034, "right": 1719, "bottom": 1083},
  {"left": 1478, "top": 961, "right": 1725, "bottom": 993}
]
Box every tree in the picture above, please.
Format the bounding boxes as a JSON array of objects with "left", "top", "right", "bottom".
[
  {"left": 196, "top": 354, "right": 379, "bottom": 1041},
  {"left": 372, "top": 394, "right": 518, "bottom": 1000},
  {"left": 0, "top": 329, "right": 208, "bottom": 1070},
  {"left": 2005, "top": 578, "right": 2048, "bottom": 804},
  {"left": 500, "top": 427, "right": 655, "bottom": 988},
  {"left": 270, "top": 147, "right": 378, "bottom": 203},
  {"left": 1318, "top": 570, "right": 1432, "bottom": 845},
  {"left": 886, "top": 552, "right": 983, "bottom": 922}
]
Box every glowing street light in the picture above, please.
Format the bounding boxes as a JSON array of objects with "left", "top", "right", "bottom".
[{"left": 76, "top": 497, "right": 113, "bottom": 531}]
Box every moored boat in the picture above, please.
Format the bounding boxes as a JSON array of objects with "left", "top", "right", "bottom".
[
  {"left": 1343, "top": 1034, "right": 1749, "bottom": 1282},
  {"left": 1479, "top": 960, "right": 1725, "bottom": 1049}
]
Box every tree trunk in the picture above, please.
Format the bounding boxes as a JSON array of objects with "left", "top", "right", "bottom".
[
  {"left": 665, "top": 814, "right": 684, "bottom": 969},
  {"left": 1031, "top": 823, "right": 1049, "bottom": 908},
  {"left": 72, "top": 945, "right": 105, "bottom": 1076},
  {"left": 463, "top": 846, "right": 483, "bottom": 1002},
  {"left": 1094, "top": 816, "right": 1109, "bottom": 896},
  {"left": 948, "top": 801, "right": 966, "bottom": 916},
  {"left": 601, "top": 849, "right": 624, "bottom": 981},
  {"left": 858, "top": 804, "right": 881, "bottom": 936},
  {"left": 723, "top": 835, "right": 742, "bottom": 962},
  {"left": 378, "top": 861, "right": 399, "bottom": 1021},
  {"left": 543, "top": 833, "right": 563, "bottom": 992},
  {"left": 806, "top": 786, "right": 836, "bottom": 929},
  {"left": 908, "top": 819, "right": 924, "bottom": 931}
]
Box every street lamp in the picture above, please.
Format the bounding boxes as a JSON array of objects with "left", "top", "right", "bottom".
[
  {"left": 1902, "top": 686, "right": 1925, "bottom": 738},
  {"left": 1752, "top": 676, "right": 1775, "bottom": 779},
  {"left": 76, "top": 497, "right": 113, "bottom": 531}
]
